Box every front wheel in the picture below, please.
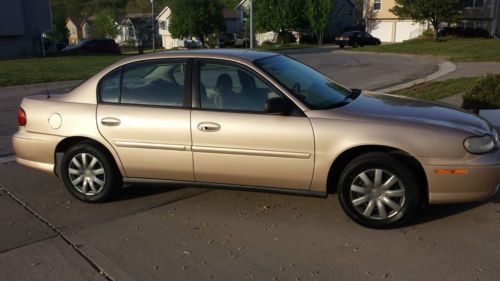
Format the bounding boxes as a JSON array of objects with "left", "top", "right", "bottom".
[
  {"left": 338, "top": 152, "right": 420, "bottom": 228},
  {"left": 61, "top": 143, "right": 121, "bottom": 202}
]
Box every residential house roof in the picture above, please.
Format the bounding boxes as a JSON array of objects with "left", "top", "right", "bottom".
[{"left": 156, "top": 6, "right": 171, "bottom": 20}]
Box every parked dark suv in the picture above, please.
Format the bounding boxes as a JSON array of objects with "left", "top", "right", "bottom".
[
  {"left": 335, "top": 31, "right": 381, "bottom": 48},
  {"left": 62, "top": 39, "right": 121, "bottom": 54}
]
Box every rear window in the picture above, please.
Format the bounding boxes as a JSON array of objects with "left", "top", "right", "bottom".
[{"left": 99, "top": 68, "right": 121, "bottom": 103}]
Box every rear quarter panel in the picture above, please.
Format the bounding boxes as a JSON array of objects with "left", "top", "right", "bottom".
[{"left": 20, "top": 95, "right": 126, "bottom": 175}]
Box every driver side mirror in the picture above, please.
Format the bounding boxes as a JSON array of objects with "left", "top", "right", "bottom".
[{"left": 265, "top": 97, "right": 293, "bottom": 115}]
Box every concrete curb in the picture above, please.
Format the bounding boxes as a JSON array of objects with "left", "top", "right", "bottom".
[{"left": 376, "top": 61, "right": 457, "bottom": 93}]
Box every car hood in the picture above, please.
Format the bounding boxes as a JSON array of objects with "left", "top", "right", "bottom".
[{"left": 326, "top": 92, "right": 492, "bottom": 135}]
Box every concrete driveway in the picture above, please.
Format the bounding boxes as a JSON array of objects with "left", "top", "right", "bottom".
[{"left": 3, "top": 49, "right": 499, "bottom": 281}]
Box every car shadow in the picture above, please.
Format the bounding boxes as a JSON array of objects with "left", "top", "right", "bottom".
[
  {"left": 409, "top": 191, "right": 500, "bottom": 226},
  {"left": 110, "top": 183, "right": 184, "bottom": 202}
]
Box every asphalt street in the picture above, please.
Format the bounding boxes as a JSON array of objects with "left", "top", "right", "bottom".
[{"left": 1, "top": 48, "right": 499, "bottom": 281}]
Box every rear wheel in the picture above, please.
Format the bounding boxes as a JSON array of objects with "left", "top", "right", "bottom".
[
  {"left": 61, "top": 143, "right": 121, "bottom": 202},
  {"left": 338, "top": 152, "right": 420, "bottom": 228},
  {"left": 339, "top": 44, "right": 345, "bottom": 49}
]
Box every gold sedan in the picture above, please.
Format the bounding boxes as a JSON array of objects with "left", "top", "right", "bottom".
[{"left": 13, "top": 50, "right": 500, "bottom": 228}]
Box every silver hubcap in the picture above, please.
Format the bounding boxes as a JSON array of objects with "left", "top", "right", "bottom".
[
  {"left": 68, "top": 153, "right": 106, "bottom": 196},
  {"left": 349, "top": 169, "right": 405, "bottom": 220}
]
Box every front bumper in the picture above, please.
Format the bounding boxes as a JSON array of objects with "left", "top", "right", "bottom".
[
  {"left": 424, "top": 163, "right": 500, "bottom": 204},
  {"left": 12, "top": 130, "right": 63, "bottom": 175}
]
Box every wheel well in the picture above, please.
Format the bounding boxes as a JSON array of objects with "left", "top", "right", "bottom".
[
  {"left": 54, "top": 137, "right": 119, "bottom": 176},
  {"left": 327, "top": 145, "right": 428, "bottom": 204}
]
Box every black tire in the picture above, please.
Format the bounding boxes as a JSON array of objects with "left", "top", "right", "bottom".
[
  {"left": 338, "top": 152, "right": 420, "bottom": 228},
  {"left": 339, "top": 44, "right": 345, "bottom": 49},
  {"left": 61, "top": 143, "right": 121, "bottom": 202}
]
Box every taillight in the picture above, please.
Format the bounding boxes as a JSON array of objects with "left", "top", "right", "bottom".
[{"left": 17, "top": 107, "right": 26, "bottom": 126}]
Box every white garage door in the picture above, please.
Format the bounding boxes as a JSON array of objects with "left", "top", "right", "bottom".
[
  {"left": 369, "top": 21, "right": 393, "bottom": 42},
  {"left": 395, "top": 21, "right": 422, "bottom": 42}
]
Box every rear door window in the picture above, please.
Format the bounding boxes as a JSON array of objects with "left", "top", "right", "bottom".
[
  {"left": 121, "top": 60, "right": 186, "bottom": 107},
  {"left": 98, "top": 60, "right": 187, "bottom": 107}
]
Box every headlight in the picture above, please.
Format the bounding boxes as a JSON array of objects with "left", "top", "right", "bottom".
[{"left": 464, "top": 135, "right": 495, "bottom": 154}]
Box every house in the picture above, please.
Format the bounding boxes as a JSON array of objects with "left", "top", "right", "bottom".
[
  {"left": 363, "top": 0, "right": 427, "bottom": 42},
  {"left": 457, "top": 0, "right": 500, "bottom": 36},
  {"left": 223, "top": 9, "right": 238, "bottom": 34},
  {"left": 66, "top": 17, "right": 83, "bottom": 45},
  {"left": 0, "top": 0, "right": 52, "bottom": 59},
  {"left": 325, "top": 0, "right": 357, "bottom": 38},
  {"left": 66, "top": 17, "right": 94, "bottom": 45},
  {"left": 116, "top": 13, "right": 155, "bottom": 47},
  {"left": 364, "top": 0, "right": 500, "bottom": 43},
  {"left": 156, "top": 6, "right": 183, "bottom": 49},
  {"left": 235, "top": 0, "right": 356, "bottom": 45}
]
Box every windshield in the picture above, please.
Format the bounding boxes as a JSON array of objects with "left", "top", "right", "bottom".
[{"left": 254, "top": 55, "right": 352, "bottom": 109}]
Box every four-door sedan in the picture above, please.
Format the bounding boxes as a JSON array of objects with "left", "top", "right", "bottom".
[
  {"left": 335, "top": 31, "right": 381, "bottom": 48},
  {"left": 61, "top": 39, "right": 121, "bottom": 54},
  {"left": 13, "top": 50, "right": 500, "bottom": 228}
]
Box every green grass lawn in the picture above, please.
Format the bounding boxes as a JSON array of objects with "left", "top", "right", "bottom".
[
  {"left": 352, "top": 37, "right": 500, "bottom": 62},
  {"left": 391, "top": 77, "right": 481, "bottom": 101},
  {"left": 0, "top": 55, "right": 124, "bottom": 86}
]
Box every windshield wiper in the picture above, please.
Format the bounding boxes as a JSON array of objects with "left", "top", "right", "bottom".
[
  {"left": 319, "top": 89, "right": 362, "bottom": 110},
  {"left": 344, "top": 88, "right": 362, "bottom": 101}
]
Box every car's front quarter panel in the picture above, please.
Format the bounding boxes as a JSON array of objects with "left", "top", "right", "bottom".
[{"left": 307, "top": 114, "right": 500, "bottom": 204}]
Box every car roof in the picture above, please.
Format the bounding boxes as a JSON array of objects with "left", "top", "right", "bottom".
[{"left": 115, "top": 49, "right": 279, "bottom": 65}]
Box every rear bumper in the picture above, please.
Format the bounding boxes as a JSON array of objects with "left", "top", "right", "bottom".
[
  {"left": 425, "top": 163, "right": 500, "bottom": 204},
  {"left": 12, "top": 130, "right": 63, "bottom": 175},
  {"left": 335, "top": 40, "right": 349, "bottom": 45}
]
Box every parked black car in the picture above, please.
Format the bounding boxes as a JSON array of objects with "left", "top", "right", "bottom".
[
  {"left": 335, "top": 31, "right": 381, "bottom": 48},
  {"left": 62, "top": 39, "right": 121, "bottom": 54}
]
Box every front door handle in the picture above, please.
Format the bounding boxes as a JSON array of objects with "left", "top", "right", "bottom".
[
  {"left": 197, "top": 122, "right": 220, "bottom": 132},
  {"left": 101, "top": 117, "right": 121, "bottom": 127}
]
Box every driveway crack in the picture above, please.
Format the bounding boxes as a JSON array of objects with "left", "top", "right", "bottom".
[{"left": 0, "top": 184, "right": 114, "bottom": 281}]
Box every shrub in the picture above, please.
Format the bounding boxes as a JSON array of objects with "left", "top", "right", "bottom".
[
  {"left": 438, "top": 27, "right": 491, "bottom": 38},
  {"left": 260, "top": 40, "right": 275, "bottom": 46},
  {"left": 277, "top": 31, "right": 296, "bottom": 44},
  {"left": 462, "top": 74, "right": 500, "bottom": 111},
  {"left": 421, "top": 29, "right": 434, "bottom": 38},
  {"left": 299, "top": 34, "right": 317, "bottom": 45}
]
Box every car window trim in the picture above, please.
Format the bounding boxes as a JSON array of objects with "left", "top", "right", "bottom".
[
  {"left": 97, "top": 58, "right": 191, "bottom": 108},
  {"left": 192, "top": 58, "right": 305, "bottom": 117}
]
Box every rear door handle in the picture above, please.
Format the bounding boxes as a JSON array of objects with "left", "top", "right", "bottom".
[
  {"left": 197, "top": 122, "right": 220, "bottom": 132},
  {"left": 101, "top": 117, "right": 121, "bottom": 127}
]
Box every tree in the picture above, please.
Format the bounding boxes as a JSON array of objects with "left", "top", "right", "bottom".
[
  {"left": 390, "top": 0, "right": 464, "bottom": 40},
  {"left": 254, "top": 0, "right": 306, "bottom": 33},
  {"left": 305, "top": 0, "right": 335, "bottom": 45},
  {"left": 168, "top": 0, "right": 225, "bottom": 43},
  {"left": 353, "top": 0, "right": 364, "bottom": 25},
  {"left": 125, "top": 0, "right": 170, "bottom": 14},
  {"left": 92, "top": 8, "right": 120, "bottom": 39},
  {"left": 46, "top": 10, "right": 69, "bottom": 41}
]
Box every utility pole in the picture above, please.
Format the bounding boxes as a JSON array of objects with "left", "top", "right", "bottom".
[
  {"left": 151, "top": 0, "right": 155, "bottom": 52},
  {"left": 249, "top": 0, "right": 254, "bottom": 49}
]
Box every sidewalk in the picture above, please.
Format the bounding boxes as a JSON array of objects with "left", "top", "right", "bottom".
[
  {"left": 434, "top": 62, "right": 500, "bottom": 128},
  {"left": 436, "top": 61, "right": 500, "bottom": 81}
]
